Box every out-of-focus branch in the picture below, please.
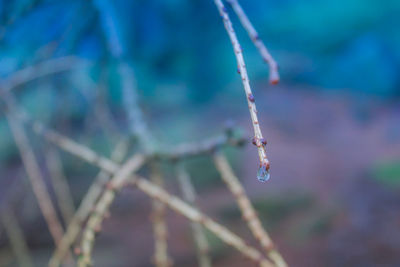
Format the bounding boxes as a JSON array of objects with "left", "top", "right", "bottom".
[
  {"left": 1, "top": 209, "right": 34, "bottom": 267},
  {"left": 3, "top": 93, "right": 67, "bottom": 252},
  {"left": 213, "top": 151, "right": 286, "bottom": 267},
  {"left": 1, "top": 56, "right": 88, "bottom": 94},
  {"left": 150, "top": 164, "right": 172, "bottom": 267},
  {"left": 176, "top": 164, "right": 211, "bottom": 267},
  {"left": 45, "top": 146, "right": 75, "bottom": 224},
  {"left": 213, "top": 0, "right": 271, "bottom": 181},
  {"left": 226, "top": 0, "right": 279, "bottom": 84},
  {"left": 155, "top": 131, "right": 245, "bottom": 161},
  {"left": 78, "top": 154, "right": 146, "bottom": 267},
  {"left": 130, "top": 177, "right": 274, "bottom": 267},
  {"left": 49, "top": 138, "right": 130, "bottom": 267}
]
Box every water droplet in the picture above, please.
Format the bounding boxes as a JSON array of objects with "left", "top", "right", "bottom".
[{"left": 257, "top": 164, "right": 270, "bottom": 182}]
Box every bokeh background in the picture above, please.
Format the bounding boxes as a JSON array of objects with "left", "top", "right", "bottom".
[{"left": 1, "top": 0, "right": 400, "bottom": 266}]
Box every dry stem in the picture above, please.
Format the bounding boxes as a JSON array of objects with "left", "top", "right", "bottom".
[
  {"left": 213, "top": 152, "right": 286, "bottom": 267},
  {"left": 78, "top": 154, "right": 145, "bottom": 267},
  {"left": 45, "top": 146, "right": 76, "bottom": 224},
  {"left": 4, "top": 96, "right": 65, "bottom": 247},
  {"left": 130, "top": 177, "right": 274, "bottom": 267},
  {"left": 1, "top": 56, "right": 87, "bottom": 95},
  {"left": 150, "top": 164, "right": 172, "bottom": 267},
  {"left": 49, "top": 139, "right": 130, "bottom": 267},
  {"left": 213, "top": 0, "right": 270, "bottom": 172},
  {"left": 226, "top": 0, "right": 279, "bottom": 84},
  {"left": 176, "top": 164, "right": 212, "bottom": 267}
]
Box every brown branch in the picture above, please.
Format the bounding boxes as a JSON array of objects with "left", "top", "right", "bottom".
[
  {"left": 11, "top": 115, "right": 271, "bottom": 266},
  {"left": 1, "top": 209, "right": 34, "bottom": 267},
  {"left": 45, "top": 146, "right": 76, "bottom": 224},
  {"left": 3, "top": 94, "right": 66, "bottom": 251},
  {"left": 176, "top": 164, "right": 212, "bottom": 267},
  {"left": 150, "top": 164, "right": 172, "bottom": 267},
  {"left": 49, "top": 139, "right": 130, "bottom": 267},
  {"left": 156, "top": 131, "right": 245, "bottom": 161},
  {"left": 212, "top": 151, "right": 286, "bottom": 267},
  {"left": 130, "top": 177, "right": 274, "bottom": 267},
  {"left": 1, "top": 56, "right": 88, "bottom": 94},
  {"left": 213, "top": 0, "right": 271, "bottom": 181},
  {"left": 226, "top": 0, "right": 279, "bottom": 84},
  {"left": 78, "top": 154, "right": 146, "bottom": 267}
]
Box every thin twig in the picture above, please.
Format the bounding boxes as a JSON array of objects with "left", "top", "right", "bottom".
[
  {"left": 226, "top": 0, "right": 279, "bottom": 84},
  {"left": 3, "top": 94, "right": 66, "bottom": 250},
  {"left": 78, "top": 154, "right": 146, "bottom": 267},
  {"left": 1, "top": 209, "right": 34, "bottom": 267},
  {"left": 49, "top": 139, "right": 130, "bottom": 267},
  {"left": 150, "top": 164, "right": 172, "bottom": 267},
  {"left": 213, "top": 151, "right": 286, "bottom": 267},
  {"left": 213, "top": 0, "right": 271, "bottom": 177},
  {"left": 1, "top": 56, "right": 88, "bottom": 94},
  {"left": 130, "top": 177, "right": 274, "bottom": 267},
  {"left": 156, "top": 131, "right": 245, "bottom": 161},
  {"left": 45, "top": 146, "right": 76, "bottom": 224},
  {"left": 176, "top": 164, "right": 212, "bottom": 267}
]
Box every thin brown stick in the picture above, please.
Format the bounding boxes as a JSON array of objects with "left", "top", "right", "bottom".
[
  {"left": 226, "top": 0, "right": 279, "bottom": 84},
  {"left": 14, "top": 117, "right": 271, "bottom": 266},
  {"left": 49, "top": 138, "right": 130, "bottom": 267},
  {"left": 78, "top": 154, "right": 146, "bottom": 267},
  {"left": 213, "top": 0, "right": 271, "bottom": 179},
  {"left": 45, "top": 146, "right": 76, "bottom": 224},
  {"left": 130, "top": 177, "right": 274, "bottom": 267},
  {"left": 150, "top": 164, "right": 172, "bottom": 267},
  {"left": 212, "top": 152, "right": 286, "bottom": 267},
  {"left": 5, "top": 104, "right": 65, "bottom": 247},
  {"left": 176, "top": 164, "right": 212, "bottom": 267},
  {"left": 1, "top": 56, "right": 88, "bottom": 94},
  {"left": 7, "top": 106, "right": 277, "bottom": 266},
  {"left": 156, "top": 131, "right": 245, "bottom": 161},
  {"left": 1, "top": 209, "right": 34, "bottom": 267}
]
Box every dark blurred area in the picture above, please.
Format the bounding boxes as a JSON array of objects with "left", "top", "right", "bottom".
[{"left": 0, "top": 0, "right": 400, "bottom": 266}]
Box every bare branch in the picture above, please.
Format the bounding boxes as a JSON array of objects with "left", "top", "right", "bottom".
[
  {"left": 4, "top": 94, "right": 66, "bottom": 250},
  {"left": 150, "top": 164, "right": 172, "bottom": 267},
  {"left": 45, "top": 146, "right": 76, "bottom": 224},
  {"left": 130, "top": 177, "right": 274, "bottom": 267},
  {"left": 78, "top": 154, "right": 146, "bottom": 267},
  {"left": 49, "top": 139, "right": 130, "bottom": 267},
  {"left": 176, "top": 164, "right": 212, "bottom": 267},
  {"left": 212, "top": 0, "right": 271, "bottom": 181},
  {"left": 226, "top": 0, "right": 279, "bottom": 84},
  {"left": 213, "top": 152, "right": 286, "bottom": 267},
  {"left": 2, "top": 56, "right": 88, "bottom": 94}
]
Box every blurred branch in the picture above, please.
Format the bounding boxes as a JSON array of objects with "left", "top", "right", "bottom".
[
  {"left": 1, "top": 56, "right": 89, "bottom": 94},
  {"left": 78, "top": 154, "right": 146, "bottom": 267},
  {"left": 49, "top": 138, "right": 130, "bottom": 267},
  {"left": 9, "top": 108, "right": 273, "bottom": 267},
  {"left": 2, "top": 93, "right": 67, "bottom": 253},
  {"left": 130, "top": 177, "right": 274, "bottom": 267},
  {"left": 226, "top": 0, "right": 279, "bottom": 84},
  {"left": 45, "top": 146, "right": 76, "bottom": 225},
  {"left": 150, "top": 164, "right": 172, "bottom": 267},
  {"left": 176, "top": 164, "right": 212, "bottom": 267},
  {"left": 213, "top": 151, "right": 286, "bottom": 267},
  {"left": 1, "top": 209, "right": 34, "bottom": 267},
  {"left": 213, "top": 0, "right": 271, "bottom": 180}
]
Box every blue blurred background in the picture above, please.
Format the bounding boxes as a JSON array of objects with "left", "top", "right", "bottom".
[{"left": 0, "top": 0, "right": 400, "bottom": 266}]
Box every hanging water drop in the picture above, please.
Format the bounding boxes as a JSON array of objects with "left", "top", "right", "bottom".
[{"left": 257, "top": 164, "right": 270, "bottom": 182}]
